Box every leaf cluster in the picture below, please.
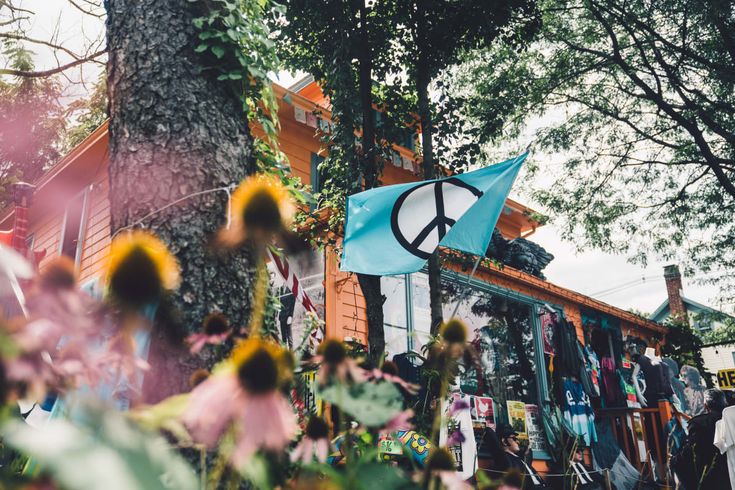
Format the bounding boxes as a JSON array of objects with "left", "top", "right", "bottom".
[
  {"left": 0, "top": 39, "right": 66, "bottom": 209},
  {"left": 448, "top": 0, "right": 735, "bottom": 299}
]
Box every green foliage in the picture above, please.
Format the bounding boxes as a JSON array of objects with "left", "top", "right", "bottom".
[
  {"left": 190, "top": 0, "right": 306, "bottom": 198},
  {"left": 661, "top": 317, "right": 711, "bottom": 386},
  {"left": 3, "top": 405, "right": 198, "bottom": 490},
  {"left": 0, "top": 39, "right": 65, "bottom": 209},
  {"left": 698, "top": 312, "right": 735, "bottom": 344},
  {"left": 64, "top": 73, "right": 108, "bottom": 151},
  {"left": 275, "top": 0, "right": 412, "bottom": 246},
  {"left": 319, "top": 380, "right": 404, "bottom": 427},
  {"left": 450, "top": 0, "right": 735, "bottom": 297}
]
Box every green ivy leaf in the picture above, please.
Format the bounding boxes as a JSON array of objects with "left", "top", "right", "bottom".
[{"left": 211, "top": 45, "right": 226, "bottom": 59}]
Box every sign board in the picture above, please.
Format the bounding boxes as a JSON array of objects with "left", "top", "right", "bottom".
[{"left": 718, "top": 368, "right": 735, "bottom": 390}]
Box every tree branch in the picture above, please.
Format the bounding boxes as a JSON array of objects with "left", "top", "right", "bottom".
[{"left": 0, "top": 49, "right": 106, "bottom": 78}]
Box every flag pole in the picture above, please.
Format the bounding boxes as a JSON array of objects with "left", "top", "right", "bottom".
[{"left": 447, "top": 144, "right": 533, "bottom": 320}]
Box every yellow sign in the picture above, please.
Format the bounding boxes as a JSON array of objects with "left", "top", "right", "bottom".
[{"left": 717, "top": 369, "right": 735, "bottom": 390}]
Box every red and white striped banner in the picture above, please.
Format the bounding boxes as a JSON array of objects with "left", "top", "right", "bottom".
[{"left": 266, "top": 248, "right": 323, "bottom": 346}]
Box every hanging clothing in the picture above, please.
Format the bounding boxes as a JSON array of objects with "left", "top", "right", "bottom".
[
  {"left": 592, "top": 419, "right": 640, "bottom": 490},
  {"left": 714, "top": 405, "right": 735, "bottom": 489},
  {"left": 562, "top": 379, "right": 597, "bottom": 445},
  {"left": 586, "top": 347, "right": 601, "bottom": 397},
  {"left": 558, "top": 320, "right": 582, "bottom": 379},
  {"left": 636, "top": 355, "right": 673, "bottom": 404},
  {"left": 600, "top": 357, "right": 623, "bottom": 406}
]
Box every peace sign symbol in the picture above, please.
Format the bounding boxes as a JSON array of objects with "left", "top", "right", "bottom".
[{"left": 390, "top": 178, "right": 483, "bottom": 259}]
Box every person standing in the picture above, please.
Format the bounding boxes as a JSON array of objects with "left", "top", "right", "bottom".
[{"left": 671, "top": 389, "right": 729, "bottom": 488}]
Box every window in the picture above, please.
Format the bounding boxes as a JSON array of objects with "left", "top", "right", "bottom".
[
  {"left": 59, "top": 189, "right": 89, "bottom": 264},
  {"left": 383, "top": 271, "right": 550, "bottom": 419},
  {"left": 445, "top": 283, "right": 539, "bottom": 409},
  {"left": 310, "top": 153, "right": 326, "bottom": 211},
  {"left": 381, "top": 275, "right": 409, "bottom": 357}
]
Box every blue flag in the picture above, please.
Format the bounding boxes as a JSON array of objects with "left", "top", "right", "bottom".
[{"left": 341, "top": 152, "right": 527, "bottom": 275}]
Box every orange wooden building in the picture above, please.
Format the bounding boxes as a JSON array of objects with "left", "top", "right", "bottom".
[{"left": 1, "top": 79, "right": 673, "bottom": 474}]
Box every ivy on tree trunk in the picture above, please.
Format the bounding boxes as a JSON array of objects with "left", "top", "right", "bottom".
[{"left": 106, "top": 0, "right": 255, "bottom": 402}]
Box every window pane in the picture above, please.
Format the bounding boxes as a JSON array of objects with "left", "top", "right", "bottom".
[
  {"left": 410, "top": 273, "right": 431, "bottom": 332},
  {"left": 60, "top": 193, "right": 85, "bottom": 260},
  {"left": 384, "top": 324, "right": 409, "bottom": 359},
  {"left": 441, "top": 278, "right": 538, "bottom": 420},
  {"left": 381, "top": 275, "right": 407, "bottom": 329}
]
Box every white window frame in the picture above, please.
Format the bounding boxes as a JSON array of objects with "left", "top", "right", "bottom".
[{"left": 58, "top": 186, "right": 90, "bottom": 267}]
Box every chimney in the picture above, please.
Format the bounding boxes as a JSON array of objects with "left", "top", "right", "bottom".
[
  {"left": 664, "top": 264, "right": 687, "bottom": 323},
  {"left": 10, "top": 182, "right": 35, "bottom": 259}
]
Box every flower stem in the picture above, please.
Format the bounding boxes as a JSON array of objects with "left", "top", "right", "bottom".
[{"left": 249, "top": 255, "right": 268, "bottom": 338}]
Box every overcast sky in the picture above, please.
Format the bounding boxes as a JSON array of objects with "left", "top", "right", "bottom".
[{"left": 11, "top": 2, "right": 724, "bottom": 317}]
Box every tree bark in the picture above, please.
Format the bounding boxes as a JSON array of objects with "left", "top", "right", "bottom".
[
  {"left": 355, "top": 0, "right": 385, "bottom": 367},
  {"left": 106, "top": 0, "right": 255, "bottom": 402},
  {"left": 415, "top": 0, "right": 444, "bottom": 335}
]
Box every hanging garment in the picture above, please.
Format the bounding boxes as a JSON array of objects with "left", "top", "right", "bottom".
[
  {"left": 562, "top": 378, "right": 597, "bottom": 445},
  {"left": 586, "top": 347, "right": 601, "bottom": 397},
  {"left": 636, "top": 354, "right": 673, "bottom": 404},
  {"left": 575, "top": 340, "right": 594, "bottom": 396},
  {"left": 600, "top": 357, "right": 623, "bottom": 406},
  {"left": 558, "top": 320, "right": 582, "bottom": 378},
  {"left": 714, "top": 405, "right": 735, "bottom": 489},
  {"left": 592, "top": 419, "right": 641, "bottom": 490}
]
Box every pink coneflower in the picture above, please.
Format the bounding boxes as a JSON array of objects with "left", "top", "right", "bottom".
[
  {"left": 182, "top": 338, "right": 297, "bottom": 465},
  {"left": 366, "top": 365, "right": 419, "bottom": 395},
  {"left": 291, "top": 416, "right": 330, "bottom": 464},
  {"left": 449, "top": 398, "right": 470, "bottom": 416},
  {"left": 186, "top": 312, "right": 232, "bottom": 354},
  {"left": 380, "top": 409, "right": 414, "bottom": 435},
  {"left": 423, "top": 447, "right": 470, "bottom": 490},
  {"left": 312, "top": 338, "right": 367, "bottom": 385}
]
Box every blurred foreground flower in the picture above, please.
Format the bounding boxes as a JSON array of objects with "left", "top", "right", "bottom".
[
  {"left": 2, "top": 256, "right": 150, "bottom": 402},
  {"left": 218, "top": 174, "right": 294, "bottom": 248},
  {"left": 182, "top": 338, "right": 297, "bottom": 465},
  {"left": 313, "top": 338, "right": 367, "bottom": 385},
  {"left": 424, "top": 447, "right": 470, "bottom": 490},
  {"left": 291, "top": 415, "right": 330, "bottom": 464},
  {"left": 380, "top": 409, "right": 414, "bottom": 435},
  {"left": 186, "top": 312, "right": 232, "bottom": 354},
  {"left": 366, "top": 362, "right": 419, "bottom": 395},
  {"left": 106, "top": 230, "right": 180, "bottom": 309}
]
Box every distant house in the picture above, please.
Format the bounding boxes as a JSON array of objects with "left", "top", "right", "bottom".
[
  {"left": 649, "top": 264, "right": 735, "bottom": 386},
  {"left": 649, "top": 264, "right": 732, "bottom": 333}
]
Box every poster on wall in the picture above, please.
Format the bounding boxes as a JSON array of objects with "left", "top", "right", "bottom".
[
  {"left": 524, "top": 404, "right": 548, "bottom": 453},
  {"left": 470, "top": 396, "right": 495, "bottom": 430},
  {"left": 539, "top": 309, "right": 557, "bottom": 356},
  {"left": 507, "top": 401, "right": 527, "bottom": 436}
]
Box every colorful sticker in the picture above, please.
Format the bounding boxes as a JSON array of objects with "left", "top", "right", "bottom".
[{"left": 396, "top": 430, "right": 432, "bottom": 467}]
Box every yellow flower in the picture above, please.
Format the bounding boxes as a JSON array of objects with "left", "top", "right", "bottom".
[
  {"left": 105, "top": 230, "right": 180, "bottom": 307},
  {"left": 221, "top": 174, "right": 294, "bottom": 246},
  {"left": 440, "top": 318, "right": 468, "bottom": 345},
  {"left": 231, "top": 338, "right": 289, "bottom": 394}
]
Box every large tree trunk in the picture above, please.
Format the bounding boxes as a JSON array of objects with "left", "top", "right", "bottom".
[
  {"left": 355, "top": 0, "right": 385, "bottom": 367},
  {"left": 106, "top": 0, "right": 255, "bottom": 402}
]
